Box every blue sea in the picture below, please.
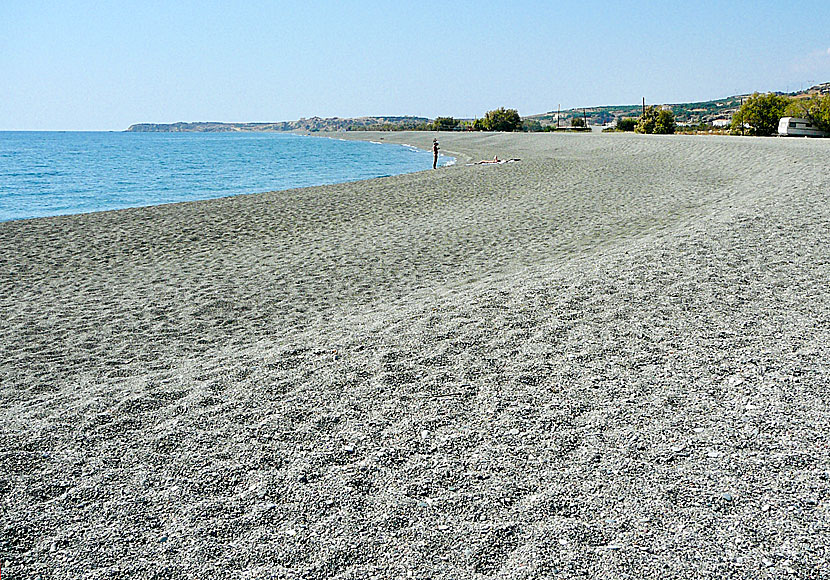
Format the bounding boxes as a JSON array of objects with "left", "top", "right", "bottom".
[{"left": 0, "top": 132, "right": 453, "bottom": 222}]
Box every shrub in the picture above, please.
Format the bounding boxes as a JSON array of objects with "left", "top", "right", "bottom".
[{"left": 571, "top": 116, "right": 586, "bottom": 128}]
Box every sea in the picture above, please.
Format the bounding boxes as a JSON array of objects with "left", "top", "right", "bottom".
[{"left": 0, "top": 132, "right": 454, "bottom": 222}]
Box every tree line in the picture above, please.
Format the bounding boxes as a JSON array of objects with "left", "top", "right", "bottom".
[
  {"left": 351, "top": 91, "right": 830, "bottom": 136},
  {"left": 416, "top": 108, "right": 524, "bottom": 132},
  {"left": 609, "top": 92, "right": 830, "bottom": 137}
]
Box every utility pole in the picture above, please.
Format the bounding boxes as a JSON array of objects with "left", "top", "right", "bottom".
[
  {"left": 740, "top": 97, "right": 744, "bottom": 136},
  {"left": 642, "top": 97, "right": 646, "bottom": 116},
  {"left": 557, "top": 104, "right": 560, "bottom": 129},
  {"left": 583, "top": 108, "right": 588, "bottom": 128}
]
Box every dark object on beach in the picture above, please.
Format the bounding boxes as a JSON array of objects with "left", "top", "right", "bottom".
[
  {"left": 432, "top": 139, "right": 439, "bottom": 169},
  {"left": 469, "top": 157, "right": 521, "bottom": 165}
]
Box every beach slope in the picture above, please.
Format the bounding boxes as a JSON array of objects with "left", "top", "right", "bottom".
[{"left": 2, "top": 132, "right": 830, "bottom": 578}]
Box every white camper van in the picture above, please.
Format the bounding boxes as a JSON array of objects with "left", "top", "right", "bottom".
[{"left": 778, "top": 117, "right": 828, "bottom": 137}]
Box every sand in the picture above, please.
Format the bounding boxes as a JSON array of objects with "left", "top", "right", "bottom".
[{"left": 2, "top": 131, "right": 830, "bottom": 579}]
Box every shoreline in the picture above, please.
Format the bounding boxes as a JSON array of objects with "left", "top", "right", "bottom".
[
  {"left": 3, "top": 132, "right": 830, "bottom": 577},
  {"left": 0, "top": 131, "right": 452, "bottom": 224}
]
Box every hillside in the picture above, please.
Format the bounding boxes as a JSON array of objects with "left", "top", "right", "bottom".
[
  {"left": 126, "top": 83, "right": 830, "bottom": 132},
  {"left": 528, "top": 82, "right": 830, "bottom": 126},
  {"left": 126, "top": 116, "right": 429, "bottom": 133}
]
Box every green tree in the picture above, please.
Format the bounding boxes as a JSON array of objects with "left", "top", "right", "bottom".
[
  {"left": 635, "top": 106, "right": 658, "bottom": 134},
  {"left": 522, "top": 119, "right": 543, "bottom": 132},
  {"left": 654, "top": 109, "right": 677, "bottom": 134},
  {"left": 615, "top": 118, "right": 638, "bottom": 131},
  {"left": 635, "top": 107, "right": 676, "bottom": 135},
  {"left": 430, "top": 117, "right": 459, "bottom": 131},
  {"left": 479, "top": 107, "right": 522, "bottom": 132},
  {"left": 811, "top": 94, "right": 830, "bottom": 132},
  {"left": 730, "top": 92, "right": 791, "bottom": 136},
  {"left": 785, "top": 94, "right": 830, "bottom": 132},
  {"left": 571, "top": 116, "right": 586, "bottom": 128}
]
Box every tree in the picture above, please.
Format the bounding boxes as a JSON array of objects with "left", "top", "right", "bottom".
[
  {"left": 615, "top": 118, "right": 638, "bottom": 132},
  {"left": 730, "top": 92, "right": 791, "bottom": 136},
  {"left": 635, "top": 107, "right": 657, "bottom": 134},
  {"left": 522, "top": 119, "right": 543, "bottom": 132},
  {"left": 810, "top": 94, "right": 830, "bottom": 132},
  {"left": 430, "top": 117, "right": 459, "bottom": 131},
  {"left": 571, "top": 116, "right": 586, "bottom": 128},
  {"left": 654, "top": 109, "right": 677, "bottom": 134},
  {"left": 635, "top": 106, "right": 676, "bottom": 134},
  {"left": 479, "top": 107, "right": 522, "bottom": 132},
  {"left": 785, "top": 94, "right": 830, "bottom": 133}
]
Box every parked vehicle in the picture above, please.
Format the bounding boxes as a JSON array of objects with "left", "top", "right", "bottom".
[{"left": 778, "top": 117, "right": 829, "bottom": 137}]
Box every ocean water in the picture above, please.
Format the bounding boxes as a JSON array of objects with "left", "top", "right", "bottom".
[{"left": 0, "top": 132, "right": 453, "bottom": 221}]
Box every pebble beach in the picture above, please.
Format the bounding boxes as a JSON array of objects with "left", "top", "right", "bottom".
[{"left": 2, "top": 131, "right": 830, "bottom": 578}]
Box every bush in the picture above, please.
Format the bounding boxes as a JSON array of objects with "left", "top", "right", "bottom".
[
  {"left": 615, "top": 118, "right": 638, "bottom": 132},
  {"left": 635, "top": 107, "right": 676, "bottom": 134},
  {"left": 730, "top": 92, "right": 791, "bottom": 136},
  {"left": 571, "top": 116, "right": 586, "bottom": 128},
  {"left": 477, "top": 107, "right": 522, "bottom": 132}
]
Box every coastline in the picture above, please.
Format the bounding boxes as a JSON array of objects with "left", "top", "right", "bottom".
[
  {"left": 3, "top": 132, "right": 830, "bottom": 577},
  {"left": 0, "top": 131, "right": 447, "bottom": 223}
]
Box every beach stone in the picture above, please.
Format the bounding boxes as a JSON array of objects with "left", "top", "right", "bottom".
[
  {"left": 728, "top": 375, "right": 745, "bottom": 387},
  {"left": 721, "top": 492, "right": 733, "bottom": 502}
]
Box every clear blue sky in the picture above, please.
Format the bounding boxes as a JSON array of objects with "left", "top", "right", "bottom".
[{"left": 2, "top": 1, "right": 829, "bottom": 130}]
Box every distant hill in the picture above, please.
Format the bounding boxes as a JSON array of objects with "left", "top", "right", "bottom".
[
  {"left": 126, "top": 116, "right": 429, "bottom": 133},
  {"left": 528, "top": 83, "right": 830, "bottom": 126},
  {"left": 127, "top": 83, "right": 830, "bottom": 132}
]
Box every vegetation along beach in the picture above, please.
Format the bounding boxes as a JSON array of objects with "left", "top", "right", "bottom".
[{"left": 3, "top": 130, "right": 830, "bottom": 578}]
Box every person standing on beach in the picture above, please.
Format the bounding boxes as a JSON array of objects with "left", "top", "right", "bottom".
[{"left": 432, "top": 138, "right": 439, "bottom": 169}]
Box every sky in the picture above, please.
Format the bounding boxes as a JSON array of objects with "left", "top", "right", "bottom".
[{"left": 2, "top": 1, "right": 829, "bottom": 130}]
